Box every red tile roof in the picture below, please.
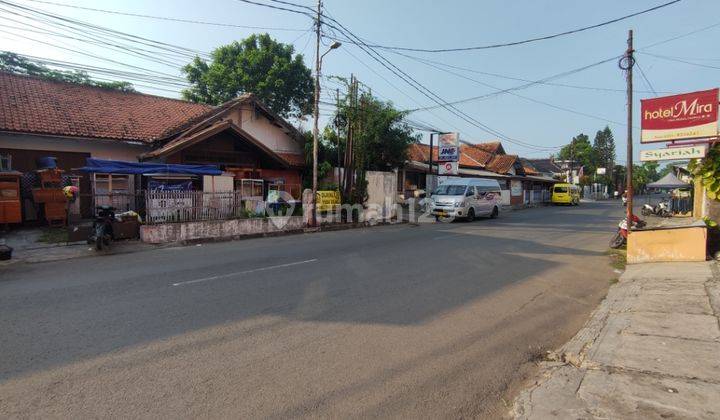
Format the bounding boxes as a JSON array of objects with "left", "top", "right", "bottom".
[
  {"left": 459, "top": 144, "right": 493, "bottom": 167},
  {"left": 0, "top": 71, "right": 213, "bottom": 143},
  {"left": 485, "top": 154, "right": 518, "bottom": 174},
  {"left": 472, "top": 141, "right": 504, "bottom": 154},
  {"left": 408, "top": 142, "right": 515, "bottom": 173}
]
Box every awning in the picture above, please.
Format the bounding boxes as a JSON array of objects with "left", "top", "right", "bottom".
[
  {"left": 646, "top": 172, "right": 690, "bottom": 189},
  {"left": 78, "top": 158, "right": 222, "bottom": 176}
]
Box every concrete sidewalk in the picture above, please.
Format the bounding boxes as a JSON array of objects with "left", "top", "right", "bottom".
[{"left": 513, "top": 262, "right": 720, "bottom": 419}]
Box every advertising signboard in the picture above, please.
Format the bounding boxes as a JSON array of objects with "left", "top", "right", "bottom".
[
  {"left": 639, "top": 145, "right": 707, "bottom": 162},
  {"left": 438, "top": 161, "right": 459, "bottom": 175},
  {"left": 641, "top": 88, "right": 719, "bottom": 143},
  {"left": 437, "top": 133, "right": 460, "bottom": 162}
]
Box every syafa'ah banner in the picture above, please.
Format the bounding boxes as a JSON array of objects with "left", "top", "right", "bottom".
[{"left": 641, "top": 88, "right": 719, "bottom": 143}]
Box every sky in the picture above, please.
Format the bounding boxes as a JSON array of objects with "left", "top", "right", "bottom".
[{"left": 2, "top": 0, "right": 719, "bottom": 163}]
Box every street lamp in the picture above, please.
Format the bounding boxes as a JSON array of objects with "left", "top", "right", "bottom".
[{"left": 311, "top": 40, "right": 341, "bottom": 227}]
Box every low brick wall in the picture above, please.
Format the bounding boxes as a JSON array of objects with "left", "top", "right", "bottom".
[{"left": 140, "top": 216, "right": 305, "bottom": 244}]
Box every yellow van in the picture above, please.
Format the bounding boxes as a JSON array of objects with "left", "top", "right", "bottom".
[{"left": 551, "top": 183, "right": 580, "bottom": 205}]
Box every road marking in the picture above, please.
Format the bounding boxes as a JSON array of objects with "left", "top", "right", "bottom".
[{"left": 171, "top": 259, "right": 318, "bottom": 287}]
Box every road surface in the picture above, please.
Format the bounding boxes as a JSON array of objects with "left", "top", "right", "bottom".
[{"left": 0, "top": 201, "right": 622, "bottom": 418}]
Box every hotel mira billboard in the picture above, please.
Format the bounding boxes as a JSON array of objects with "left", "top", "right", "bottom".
[{"left": 640, "top": 88, "right": 719, "bottom": 143}]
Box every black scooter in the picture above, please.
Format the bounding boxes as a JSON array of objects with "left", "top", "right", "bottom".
[{"left": 89, "top": 206, "right": 115, "bottom": 251}]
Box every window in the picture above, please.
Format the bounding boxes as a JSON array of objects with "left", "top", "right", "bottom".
[
  {"left": 93, "top": 174, "right": 130, "bottom": 194},
  {"left": 0, "top": 154, "right": 10, "bottom": 171},
  {"left": 434, "top": 184, "right": 467, "bottom": 195},
  {"left": 554, "top": 186, "right": 568, "bottom": 193}
]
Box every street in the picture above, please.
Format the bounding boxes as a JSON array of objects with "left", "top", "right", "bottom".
[{"left": 1, "top": 201, "right": 622, "bottom": 419}]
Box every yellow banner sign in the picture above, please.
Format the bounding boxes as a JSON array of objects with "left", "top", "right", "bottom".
[{"left": 639, "top": 146, "right": 707, "bottom": 162}]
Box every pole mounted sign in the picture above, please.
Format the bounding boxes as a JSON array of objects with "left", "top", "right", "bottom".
[
  {"left": 437, "top": 133, "right": 460, "bottom": 162},
  {"left": 640, "top": 88, "right": 719, "bottom": 143},
  {"left": 639, "top": 145, "right": 707, "bottom": 162},
  {"left": 438, "top": 161, "right": 459, "bottom": 175}
]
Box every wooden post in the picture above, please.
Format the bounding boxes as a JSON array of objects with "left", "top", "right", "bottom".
[{"left": 625, "top": 30, "right": 635, "bottom": 224}]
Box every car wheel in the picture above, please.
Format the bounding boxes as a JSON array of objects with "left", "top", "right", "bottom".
[
  {"left": 466, "top": 208, "right": 475, "bottom": 222},
  {"left": 490, "top": 206, "right": 499, "bottom": 219}
]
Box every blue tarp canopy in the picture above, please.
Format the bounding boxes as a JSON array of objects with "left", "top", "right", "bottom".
[{"left": 78, "top": 158, "right": 222, "bottom": 176}]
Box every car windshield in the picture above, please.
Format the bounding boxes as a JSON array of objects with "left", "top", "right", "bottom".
[
  {"left": 554, "top": 187, "right": 568, "bottom": 193},
  {"left": 434, "top": 184, "right": 467, "bottom": 195}
]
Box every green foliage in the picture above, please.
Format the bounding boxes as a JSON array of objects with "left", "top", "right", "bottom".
[
  {"left": 703, "top": 217, "right": 718, "bottom": 228},
  {"left": 334, "top": 91, "right": 419, "bottom": 172},
  {"left": 558, "top": 127, "right": 619, "bottom": 188},
  {"left": 631, "top": 161, "right": 660, "bottom": 192},
  {"left": 0, "top": 51, "right": 135, "bottom": 92},
  {"left": 689, "top": 145, "right": 720, "bottom": 200},
  {"left": 592, "top": 126, "right": 616, "bottom": 172},
  {"left": 301, "top": 130, "right": 336, "bottom": 189},
  {"left": 181, "top": 34, "right": 313, "bottom": 118}
]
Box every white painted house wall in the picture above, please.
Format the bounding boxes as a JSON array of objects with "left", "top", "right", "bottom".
[{"left": 0, "top": 132, "right": 150, "bottom": 161}]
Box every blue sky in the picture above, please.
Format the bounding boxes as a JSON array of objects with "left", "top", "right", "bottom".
[{"left": 2, "top": 0, "right": 719, "bottom": 162}]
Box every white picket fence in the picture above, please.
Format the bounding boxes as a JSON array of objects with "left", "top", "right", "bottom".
[
  {"left": 524, "top": 189, "right": 551, "bottom": 205},
  {"left": 145, "top": 190, "right": 264, "bottom": 224}
]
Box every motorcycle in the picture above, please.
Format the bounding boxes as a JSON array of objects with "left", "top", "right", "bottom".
[
  {"left": 609, "top": 214, "right": 646, "bottom": 249},
  {"left": 641, "top": 201, "right": 671, "bottom": 217},
  {"left": 89, "top": 205, "right": 116, "bottom": 251}
]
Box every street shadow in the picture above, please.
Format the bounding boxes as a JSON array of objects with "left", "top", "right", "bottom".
[{"left": 0, "top": 203, "right": 615, "bottom": 381}]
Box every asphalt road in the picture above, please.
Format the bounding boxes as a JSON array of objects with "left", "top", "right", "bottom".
[{"left": 0, "top": 201, "right": 623, "bottom": 419}]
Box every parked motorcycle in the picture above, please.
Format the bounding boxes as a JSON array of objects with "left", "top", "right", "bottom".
[
  {"left": 641, "top": 201, "right": 671, "bottom": 217},
  {"left": 89, "top": 205, "right": 115, "bottom": 251},
  {"left": 609, "top": 214, "right": 646, "bottom": 249}
]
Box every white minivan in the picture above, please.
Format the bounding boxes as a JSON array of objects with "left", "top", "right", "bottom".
[{"left": 430, "top": 178, "right": 502, "bottom": 221}]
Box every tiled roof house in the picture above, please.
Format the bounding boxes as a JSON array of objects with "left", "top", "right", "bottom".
[{"left": 0, "top": 72, "right": 308, "bottom": 208}]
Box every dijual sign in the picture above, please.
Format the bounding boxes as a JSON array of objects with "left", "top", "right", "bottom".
[{"left": 641, "top": 88, "right": 719, "bottom": 143}]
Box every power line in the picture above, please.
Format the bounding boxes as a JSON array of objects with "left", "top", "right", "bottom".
[
  {"left": 640, "top": 51, "right": 720, "bottom": 71},
  {"left": 635, "top": 59, "right": 658, "bottom": 97},
  {"left": 385, "top": 48, "right": 670, "bottom": 95},
  {"left": 0, "top": 1, "right": 210, "bottom": 58},
  {"left": 24, "top": 0, "right": 309, "bottom": 32},
  {"left": 404, "top": 53, "right": 628, "bottom": 127},
  {"left": 405, "top": 55, "right": 620, "bottom": 112},
  {"left": 317, "top": 9, "right": 559, "bottom": 151},
  {"left": 320, "top": 1, "right": 682, "bottom": 53},
  {"left": 640, "top": 20, "right": 720, "bottom": 50},
  {"left": 234, "top": 0, "right": 314, "bottom": 19}
]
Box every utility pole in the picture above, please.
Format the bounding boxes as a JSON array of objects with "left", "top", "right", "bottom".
[
  {"left": 335, "top": 87, "right": 340, "bottom": 186},
  {"left": 624, "top": 30, "right": 634, "bottom": 224},
  {"left": 311, "top": 0, "right": 322, "bottom": 227},
  {"left": 428, "top": 132, "right": 434, "bottom": 176}
]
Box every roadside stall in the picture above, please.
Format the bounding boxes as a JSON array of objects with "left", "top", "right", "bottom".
[{"left": 645, "top": 172, "right": 692, "bottom": 216}]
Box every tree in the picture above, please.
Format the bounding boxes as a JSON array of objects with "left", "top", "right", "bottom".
[
  {"left": 0, "top": 52, "right": 134, "bottom": 91},
  {"left": 182, "top": 34, "right": 313, "bottom": 119},
  {"left": 632, "top": 161, "right": 660, "bottom": 192},
  {"left": 592, "top": 126, "right": 616, "bottom": 172},
  {"left": 558, "top": 133, "right": 594, "bottom": 173}
]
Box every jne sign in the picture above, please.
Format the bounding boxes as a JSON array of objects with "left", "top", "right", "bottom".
[
  {"left": 437, "top": 132, "right": 460, "bottom": 162},
  {"left": 639, "top": 145, "right": 707, "bottom": 162},
  {"left": 641, "top": 88, "right": 719, "bottom": 143}
]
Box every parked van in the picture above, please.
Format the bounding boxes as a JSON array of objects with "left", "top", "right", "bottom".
[
  {"left": 430, "top": 178, "right": 502, "bottom": 221},
  {"left": 551, "top": 183, "right": 580, "bottom": 205}
]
